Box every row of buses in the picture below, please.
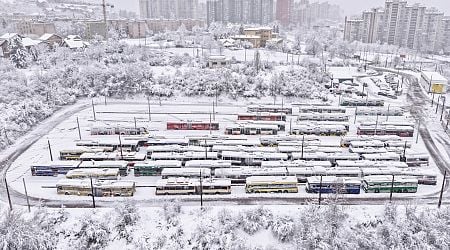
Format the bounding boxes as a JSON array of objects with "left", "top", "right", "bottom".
[{"left": 154, "top": 175, "right": 419, "bottom": 195}]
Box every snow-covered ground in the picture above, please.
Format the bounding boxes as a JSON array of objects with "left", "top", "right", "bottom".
[{"left": 5, "top": 95, "right": 443, "bottom": 204}]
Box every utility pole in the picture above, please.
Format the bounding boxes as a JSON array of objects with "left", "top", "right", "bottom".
[
  {"left": 102, "top": 0, "right": 108, "bottom": 41},
  {"left": 301, "top": 135, "right": 305, "bottom": 159},
  {"left": 134, "top": 117, "right": 137, "bottom": 131},
  {"left": 438, "top": 170, "right": 446, "bottom": 208},
  {"left": 204, "top": 139, "right": 208, "bottom": 159},
  {"left": 441, "top": 97, "right": 446, "bottom": 121},
  {"left": 209, "top": 112, "right": 212, "bottom": 135},
  {"left": 289, "top": 118, "right": 292, "bottom": 134},
  {"left": 318, "top": 175, "right": 323, "bottom": 206},
  {"left": 389, "top": 175, "right": 395, "bottom": 202},
  {"left": 90, "top": 177, "right": 96, "bottom": 208},
  {"left": 199, "top": 170, "right": 203, "bottom": 208},
  {"left": 4, "top": 178, "right": 12, "bottom": 211},
  {"left": 48, "top": 140, "right": 53, "bottom": 161},
  {"left": 374, "top": 114, "right": 379, "bottom": 135},
  {"left": 212, "top": 101, "right": 215, "bottom": 121},
  {"left": 76, "top": 117, "right": 81, "bottom": 140},
  {"left": 118, "top": 133, "right": 123, "bottom": 160},
  {"left": 386, "top": 104, "right": 390, "bottom": 122},
  {"left": 354, "top": 107, "right": 358, "bottom": 124},
  {"left": 147, "top": 96, "right": 151, "bottom": 122},
  {"left": 104, "top": 95, "right": 107, "bottom": 106},
  {"left": 436, "top": 96, "right": 440, "bottom": 114},
  {"left": 22, "top": 178, "right": 30, "bottom": 213},
  {"left": 416, "top": 120, "right": 420, "bottom": 143},
  {"left": 92, "top": 99, "right": 96, "bottom": 121}
]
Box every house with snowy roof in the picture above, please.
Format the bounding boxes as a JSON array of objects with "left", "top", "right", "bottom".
[
  {"left": 61, "top": 35, "right": 90, "bottom": 49},
  {"left": 0, "top": 33, "right": 22, "bottom": 58},
  {"left": 38, "top": 33, "right": 63, "bottom": 47}
]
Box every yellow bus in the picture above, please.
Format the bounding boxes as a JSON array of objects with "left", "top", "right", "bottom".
[{"left": 245, "top": 176, "right": 298, "bottom": 193}]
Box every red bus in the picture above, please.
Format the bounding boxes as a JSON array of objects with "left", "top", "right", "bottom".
[
  {"left": 167, "top": 121, "right": 219, "bottom": 130},
  {"left": 237, "top": 113, "right": 286, "bottom": 121}
]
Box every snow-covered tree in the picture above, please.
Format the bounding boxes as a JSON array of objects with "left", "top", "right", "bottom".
[{"left": 9, "top": 36, "right": 29, "bottom": 68}]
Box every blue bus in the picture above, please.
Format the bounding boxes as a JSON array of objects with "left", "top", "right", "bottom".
[{"left": 31, "top": 161, "right": 82, "bottom": 176}]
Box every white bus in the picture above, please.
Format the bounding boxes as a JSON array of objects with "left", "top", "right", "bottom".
[
  {"left": 65, "top": 168, "right": 120, "bottom": 180},
  {"left": 161, "top": 167, "right": 211, "bottom": 179},
  {"left": 155, "top": 177, "right": 232, "bottom": 195}
]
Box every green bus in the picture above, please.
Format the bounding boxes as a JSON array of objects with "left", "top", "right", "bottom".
[
  {"left": 362, "top": 175, "right": 418, "bottom": 193},
  {"left": 134, "top": 160, "right": 182, "bottom": 176}
]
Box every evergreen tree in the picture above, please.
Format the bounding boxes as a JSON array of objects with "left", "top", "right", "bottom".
[{"left": 9, "top": 36, "right": 28, "bottom": 68}]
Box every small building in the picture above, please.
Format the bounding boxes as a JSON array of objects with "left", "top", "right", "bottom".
[
  {"left": 328, "top": 67, "right": 357, "bottom": 84},
  {"left": 231, "top": 35, "right": 261, "bottom": 48},
  {"left": 207, "top": 55, "right": 230, "bottom": 68},
  {"left": 421, "top": 71, "right": 448, "bottom": 94},
  {"left": 61, "top": 35, "right": 89, "bottom": 49},
  {"left": 38, "top": 33, "right": 63, "bottom": 47},
  {"left": 0, "top": 33, "right": 22, "bottom": 58}
]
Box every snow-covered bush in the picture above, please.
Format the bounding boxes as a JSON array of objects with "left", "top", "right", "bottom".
[
  {"left": 239, "top": 206, "right": 273, "bottom": 235},
  {"left": 270, "top": 215, "right": 296, "bottom": 243}
]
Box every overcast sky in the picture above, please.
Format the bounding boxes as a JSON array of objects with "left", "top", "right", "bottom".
[{"left": 108, "top": 0, "right": 450, "bottom": 17}]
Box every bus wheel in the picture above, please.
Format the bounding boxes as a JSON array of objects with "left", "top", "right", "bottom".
[
  {"left": 375, "top": 189, "right": 379, "bottom": 193},
  {"left": 398, "top": 189, "right": 403, "bottom": 193},
  {"left": 283, "top": 190, "right": 288, "bottom": 193},
  {"left": 165, "top": 192, "right": 169, "bottom": 195},
  {"left": 215, "top": 192, "right": 220, "bottom": 195},
  {"left": 64, "top": 192, "right": 70, "bottom": 195}
]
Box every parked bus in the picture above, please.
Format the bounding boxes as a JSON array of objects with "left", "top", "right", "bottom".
[
  {"left": 31, "top": 161, "right": 81, "bottom": 176},
  {"left": 167, "top": 121, "right": 219, "bottom": 130},
  {"left": 145, "top": 138, "right": 189, "bottom": 146},
  {"left": 361, "top": 152, "right": 400, "bottom": 161},
  {"left": 245, "top": 176, "right": 298, "bottom": 193},
  {"left": 357, "top": 125, "right": 414, "bottom": 137},
  {"left": 306, "top": 176, "right": 361, "bottom": 194},
  {"left": 355, "top": 107, "right": 403, "bottom": 116},
  {"left": 150, "top": 152, "right": 219, "bottom": 162},
  {"left": 133, "top": 160, "right": 182, "bottom": 176},
  {"left": 155, "top": 177, "right": 231, "bottom": 195},
  {"left": 238, "top": 113, "right": 286, "bottom": 121},
  {"left": 59, "top": 147, "right": 109, "bottom": 160},
  {"left": 225, "top": 124, "right": 279, "bottom": 135},
  {"left": 161, "top": 167, "right": 211, "bottom": 179},
  {"left": 297, "top": 113, "right": 349, "bottom": 122},
  {"left": 340, "top": 135, "right": 403, "bottom": 147},
  {"left": 362, "top": 175, "right": 418, "bottom": 193},
  {"left": 247, "top": 105, "right": 293, "bottom": 114},
  {"left": 65, "top": 168, "right": 120, "bottom": 180},
  {"left": 91, "top": 125, "right": 147, "bottom": 135},
  {"left": 56, "top": 179, "right": 136, "bottom": 196},
  {"left": 76, "top": 139, "right": 140, "bottom": 151},
  {"left": 290, "top": 124, "right": 347, "bottom": 136},
  {"left": 298, "top": 106, "right": 346, "bottom": 114},
  {"left": 145, "top": 145, "right": 204, "bottom": 156},
  {"left": 402, "top": 152, "right": 429, "bottom": 167},
  {"left": 221, "top": 151, "right": 288, "bottom": 165},
  {"left": 340, "top": 98, "right": 384, "bottom": 107},
  {"left": 214, "top": 167, "right": 288, "bottom": 183},
  {"left": 78, "top": 161, "right": 129, "bottom": 176}
]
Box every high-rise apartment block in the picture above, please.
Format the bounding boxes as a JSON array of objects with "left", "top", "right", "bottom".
[
  {"left": 206, "top": 0, "right": 274, "bottom": 25},
  {"left": 139, "top": 0, "right": 199, "bottom": 20},
  {"left": 344, "top": 0, "right": 450, "bottom": 53}
]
